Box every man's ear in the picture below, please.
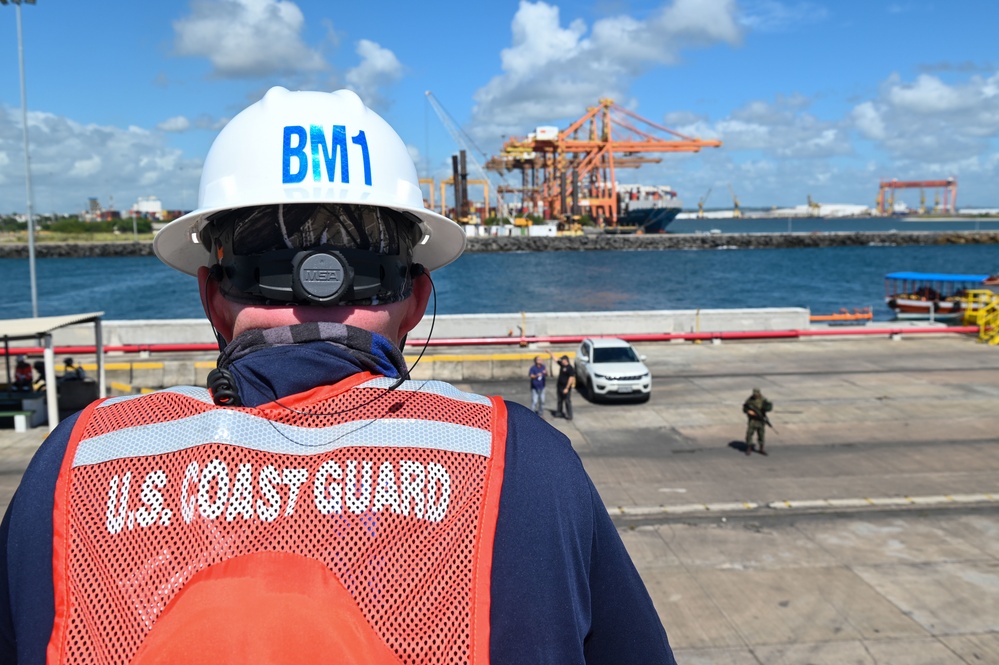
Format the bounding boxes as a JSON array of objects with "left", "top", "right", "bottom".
[
  {"left": 198, "top": 266, "right": 235, "bottom": 343},
  {"left": 399, "top": 271, "right": 432, "bottom": 339}
]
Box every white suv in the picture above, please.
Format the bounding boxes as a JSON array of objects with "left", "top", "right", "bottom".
[{"left": 575, "top": 338, "right": 652, "bottom": 402}]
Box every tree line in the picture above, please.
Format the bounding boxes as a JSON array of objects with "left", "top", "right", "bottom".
[{"left": 0, "top": 215, "right": 153, "bottom": 235}]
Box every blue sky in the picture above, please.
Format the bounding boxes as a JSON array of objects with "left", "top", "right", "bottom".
[{"left": 1, "top": 0, "right": 997, "bottom": 215}]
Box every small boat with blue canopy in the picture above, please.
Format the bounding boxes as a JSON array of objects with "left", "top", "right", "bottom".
[{"left": 885, "top": 271, "right": 993, "bottom": 321}]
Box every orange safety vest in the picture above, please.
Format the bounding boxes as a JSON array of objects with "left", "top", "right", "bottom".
[{"left": 47, "top": 374, "right": 507, "bottom": 664}]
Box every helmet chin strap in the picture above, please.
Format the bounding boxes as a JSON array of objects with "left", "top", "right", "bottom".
[
  {"left": 225, "top": 247, "right": 410, "bottom": 306},
  {"left": 203, "top": 266, "right": 229, "bottom": 354}
]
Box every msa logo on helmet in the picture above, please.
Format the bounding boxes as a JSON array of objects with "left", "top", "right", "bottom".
[
  {"left": 282, "top": 124, "right": 372, "bottom": 186},
  {"left": 296, "top": 252, "right": 348, "bottom": 301},
  {"left": 304, "top": 268, "right": 341, "bottom": 282}
]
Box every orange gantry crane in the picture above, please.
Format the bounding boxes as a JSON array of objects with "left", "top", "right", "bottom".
[
  {"left": 485, "top": 98, "right": 721, "bottom": 226},
  {"left": 877, "top": 178, "right": 957, "bottom": 215}
]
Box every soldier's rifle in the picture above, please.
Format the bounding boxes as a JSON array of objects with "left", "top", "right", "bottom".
[{"left": 747, "top": 405, "right": 778, "bottom": 434}]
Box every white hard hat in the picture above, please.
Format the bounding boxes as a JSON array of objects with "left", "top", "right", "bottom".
[{"left": 154, "top": 87, "right": 465, "bottom": 275}]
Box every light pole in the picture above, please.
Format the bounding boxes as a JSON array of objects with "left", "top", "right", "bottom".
[{"left": 3, "top": 0, "right": 39, "bottom": 317}]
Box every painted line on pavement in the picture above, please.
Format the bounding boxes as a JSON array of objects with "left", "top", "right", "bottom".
[{"left": 609, "top": 492, "right": 998, "bottom": 516}]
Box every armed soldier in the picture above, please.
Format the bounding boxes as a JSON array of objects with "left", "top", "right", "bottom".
[{"left": 743, "top": 387, "right": 774, "bottom": 455}]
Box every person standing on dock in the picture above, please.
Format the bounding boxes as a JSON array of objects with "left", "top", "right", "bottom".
[
  {"left": 743, "top": 387, "right": 773, "bottom": 455},
  {"left": 529, "top": 355, "right": 549, "bottom": 417},
  {"left": 0, "top": 87, "right": 675, "bottom": 664},
  {"left": 555, "top": 354, "right": 576, "bottom": 420}
]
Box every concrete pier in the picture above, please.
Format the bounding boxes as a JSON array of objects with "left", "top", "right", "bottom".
[
  {"left": 1, "top": 334, "right": 997, "bottom": 662},
  {"left": 21, "top": 309, "right": 814, "bottom": 392},
  {"left": 41, "top": 308, "right": 814, "bottom": 350},
  {"left": 20, "top": 309, "right": 966, "bottom": 398}
]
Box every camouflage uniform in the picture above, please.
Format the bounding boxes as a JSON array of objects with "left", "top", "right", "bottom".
[{"left": 743, "top": 388, "right": 773, "bottom": 454}]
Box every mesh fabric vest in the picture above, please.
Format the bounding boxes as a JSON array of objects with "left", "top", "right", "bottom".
[{"left": 48, "top": 374, "right": 507, "bottom": 664}]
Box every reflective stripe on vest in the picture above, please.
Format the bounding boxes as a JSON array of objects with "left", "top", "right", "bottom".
[{"left": 48, "top": 374, "right": 508, "bottom": 664}]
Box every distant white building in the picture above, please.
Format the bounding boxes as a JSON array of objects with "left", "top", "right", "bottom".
[
  {"left": 817, "top": 203, "right": 875, "bottom": 218},
  {"left": 679, "top": 203, "right": 875, "bottom": 220},
  {"left": 130, "top": 196, "right": 164, "bottom": 219},
  {"left": 757, "top": 203, "right": 875, "bottom": 218}
]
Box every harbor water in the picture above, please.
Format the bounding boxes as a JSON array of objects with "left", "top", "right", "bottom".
[{"left": 2, "top": 239, "right": 996, "bottom": 323}]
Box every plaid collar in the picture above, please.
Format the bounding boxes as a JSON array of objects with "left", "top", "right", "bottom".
[{"left": 218, "top": 321, "right": 408, "bottom": 379}]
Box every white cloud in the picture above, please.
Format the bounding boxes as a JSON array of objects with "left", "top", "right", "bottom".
[
  {"left": 851, "top": 102, "right": 885, "bottom": 140},
  {"left": 344, "top": 40, "right": 404, "bottom": 109},
  {"left": 173, "top": 0, "right": 326, "bottom": 78},
  {"left": 661, "top": 0, "right": 747, "bottom": 44},
  {"left": 157, "top": 116, "right": 192, "bottom": 133},
  {"left": 848, "top": 70, "right": 999, "bottom": 160},
  {"left": 500, "top": 2, "right": 586, "bottom": 75},
  {"left": 69, "top": 155, "right": 102, "bottom": 178},
  {"left": 173, "top": 3, "right": 403, "bottom": 108},
  {"left": 886, "top": 73, "right": 975, "bottom": 113},
  {"left": 681, "top": 96, "right": 850, "bottom": 159},
  {"left": 713, "top": 118, "right": 770, "bottom": 149},
  {"left": 0, "top": 107, "right": 200, "bottom": 214},
  {"left": 470, "top": 0, "right": 741, "bottom": 142}
]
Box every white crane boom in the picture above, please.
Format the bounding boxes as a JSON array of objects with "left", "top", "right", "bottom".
[{"left": 424, "top": 91, "right": 505, "bottom": 210}]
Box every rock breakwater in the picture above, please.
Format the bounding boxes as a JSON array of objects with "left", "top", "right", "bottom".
[
  {"left": 1, "top": 230, "right": 998, "bottom": 259},
  {"left": 467, "top": 230, "right": 999, "bottom": 252},
  {"left": 0, "top": 241, "right": 154, "bottom": 259}
]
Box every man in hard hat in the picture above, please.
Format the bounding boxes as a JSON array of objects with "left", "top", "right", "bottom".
[{"left": 0, "top": 88, "right": 675, "bottom": 663}]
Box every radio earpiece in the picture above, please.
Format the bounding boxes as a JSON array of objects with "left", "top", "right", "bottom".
[{"left": 207, "top": 367, "right": 241, "bottom": 407}]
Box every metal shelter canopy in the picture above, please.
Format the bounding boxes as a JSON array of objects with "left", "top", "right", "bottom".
[
  {"left": 885, "top": 272, "right": 989, "bottom": 282},
  {"left": 0, "top": 311, "right": 105, "bottom": 432}
]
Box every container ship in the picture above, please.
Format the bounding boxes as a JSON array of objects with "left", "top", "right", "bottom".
[{"left": 604, "top": 184, "right": 682, "bottom": 234}]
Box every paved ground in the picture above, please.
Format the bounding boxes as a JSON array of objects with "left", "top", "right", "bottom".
[
  {"left": 3, "top": 335, "right": 998, "bottom": 664},
  {"left": 460, "top": 335, "right": 999, "bottom": 665}
]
